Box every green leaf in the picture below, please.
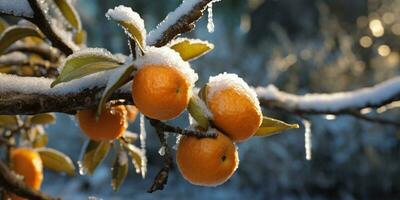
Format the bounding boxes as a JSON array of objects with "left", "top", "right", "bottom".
[
  {"left": 123, "top": 143, "right": 146, "bottom": 178},
  {"left": 187, "top": 95, "right": 210, "bottom": 129},
  {"left": 0, "top": 115, "right": 18, "bottom": 127},
  {"left": 30, "top": 113, "right": 56, "bottom": 125},
  {"left": 97, "top": 62, "right": 135, "bottom": 117},
  {"left": 36, "top": 147, "right": 75, "bottom": 176},
  {"left": 51, "top": 48, "right": 122, "bottom": 87},
  {"left": 53, "top": 0, "right": 82, "bottom": 31},
  {"left": 111, "top": 150, "right": 129, "bottom": 191},
  {"left": 0, "top": 26, "right": 43, "bottom": 54},
  {"left": 81, "top": 140, "right": 110, "bottom": 175},
  {"left": 169, "top": 38, "right": 214, "bottom": 61},
  {"left": 0, "top": 17, "right": 9, "bottom": 33},
  {"left": 255, "top": 116, "right": 299, "bottom": 137}
]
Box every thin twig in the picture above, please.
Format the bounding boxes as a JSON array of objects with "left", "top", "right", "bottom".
[
  {"left": 347, "top": 111, "right": 400, "bottom": 127},
  {"left": 147, "top": 118, "right": 217, "bottom": 138}
]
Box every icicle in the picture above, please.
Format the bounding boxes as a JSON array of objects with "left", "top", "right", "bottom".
[
  {"left": 303, "top": 119, "right": 312, "bottom": 161},
  {"left": 158, "top": 146, "right": 166, "bottom": 156},
  {"left": 207, "top": 2, "right": 215, "bottom": 33},
  {"left": 139, "top": 113, "right": 147, "bottom": 177}
]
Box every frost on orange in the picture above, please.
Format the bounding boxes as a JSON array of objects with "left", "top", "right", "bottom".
[
  {"left": 176, "top": 131, "right": 239, "bottom": 186},
  {"left": 205, "top": 73, "right": 262, "bottom": 142},
  {"left": 132, "top": 64, "right": 192, "bottom": 120},
  {"left": 77, "top": 105, "right": 127, "bottom": 141},
  {"left": 9, "top": 148, "right": 43, "bottom": 200}
]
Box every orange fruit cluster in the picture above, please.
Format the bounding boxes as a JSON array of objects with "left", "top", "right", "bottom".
[
  {"left": 77, "top": 105, "right": 128, "bottom": 141},
  {"left": 176, "top": 73, "right": 262, "bottom": 186},
  {"left": 9, "top": 148, "right": 43, "bottom": 200}
]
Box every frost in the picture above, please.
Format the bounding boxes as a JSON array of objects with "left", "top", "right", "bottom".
[
  {"left": 303, "top": 120, "right": 312, "bottom": 161},
  {"left": 106, "top": 5, "right": 146, "bottom": 38},
  {"left": 208, "top": 73, "right": 261, "bottom": 111},
  {"left": 147, "top": 0, "right": 201, "bottom": 45},
  {"left": 0, "top": 0, "right": 34, "bottom": 18},
  {"left": 139, "top": 113, "right": 147, "bottom": 178},
  {"left": 50, "top": 18, "right": 80, "bottom": 51},
  {"left": 134, "top": 46, "right": 198, "bottom": 85},
  {"left": 256, "top": 77, "right": 400, "bottom": 112}
]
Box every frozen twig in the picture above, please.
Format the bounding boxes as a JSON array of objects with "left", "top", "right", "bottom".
[{"left": 148, "top": 118, "right": 217, "bottom": 138}]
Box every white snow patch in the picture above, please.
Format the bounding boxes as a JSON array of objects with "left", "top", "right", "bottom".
[
  {"left": 0, "top": 0, "right": 34, "bottom": 18},
  {"left": 256, "top": 77, "right": 400, "bottom": 112},
  {"left": 106, "top": 5, "right": 146, "bottom": 44},
  {"left": 134, "top": 46, "right": 198, "bottom": 85},
  {"left": 208, "top": 73, "right": 261, "bottom": 111},
  {"left": 146, "top": 0, "right": 201, "bottom": 45},
  {"left": 303, "top": 119, "right": 312, "bottom": 161}
]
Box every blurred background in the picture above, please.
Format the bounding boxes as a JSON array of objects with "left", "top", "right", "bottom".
[{"left": 41, "top": 0, "right": 400, "bottom": 199}]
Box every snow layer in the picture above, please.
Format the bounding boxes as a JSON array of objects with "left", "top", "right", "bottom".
[
  {"left": 0, "top": 52, "right": 29, "bottom": 64},
  {"left": 256, "top": 77, "right": 400, "bottom": 112},
  {"left": 146, "top": 0, "right": 202, "bottom": 45},
  {"left": 208, "top": 73, "right": 261, "bottom": 111},
  {"left": 134, "top": 46, "right": 198, "bottom": 85},
  {"left": 0, "top": 0, "right": 34, "bottom": 18}
]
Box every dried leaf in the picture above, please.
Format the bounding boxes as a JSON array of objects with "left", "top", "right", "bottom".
[
  {"left": 111, "top": 150, "right": 129, "bottom": 191},
  {"left": 81, "top": 140, "right": 110, "bottom": 175},
  {"left": 30, "top": 113, "right": 55, "bottom": 125},
  {"left": 169, "top": 38, "right": 214, "bottom": 61},
  {"left": 51, "top": 48, "right": 122, "bottom": 87},
  {"left": 0, "top": 26, "right": 43, "bottom": 54},
  {"left": 53, "top": 0, "right": 82, "bottom": 31},
  {"left": 36, "top": 147, "right": 75, "bottom": 176},
  {"left": 255, "top": 116, "right": 299, "bottom": 137}
]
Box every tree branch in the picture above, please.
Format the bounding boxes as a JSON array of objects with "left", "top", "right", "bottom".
[
  {"left": 148, "top": 118, "right": 217, "bottom": 138},
  {"left": 0, "top": 160, "right": 59, "bottom": 200}
]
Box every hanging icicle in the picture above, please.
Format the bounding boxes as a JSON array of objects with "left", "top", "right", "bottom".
[{"left": 302, "top": 119, "right": 312, "bottom": 160}]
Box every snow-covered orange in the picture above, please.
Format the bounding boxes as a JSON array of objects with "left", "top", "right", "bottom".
[
  {"left": 176, "top": 131, "right": 238, "bottom": 186},
  {"left": 205, "top": 73, "right": 262, "bottom": 142}
]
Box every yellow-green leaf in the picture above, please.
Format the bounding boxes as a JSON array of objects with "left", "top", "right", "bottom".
[
  {"left": 0, "top": 115, "right": 18, "bottom": 127},
  {"left": 106, "top": 6, "right": 146, "bottom": 51},
  {"left": 124, "top": 143, "right": 146, "bottom": 178},
  {"left": 97, "top": 62, "right": 135, "bottom": 117},
  {"left": 0, "top": 26, "right": 43, "bottom": 54},
  {"left": 51, "top": 48, "right": 122, "bottom": 87},
  {"left": 81, "top": 140, "right": 110, "bottom": 175},
  {"left": 187, "top": 95, "right": 211, "bottom": 129},
  {"left": 74, "top": 29, "right": 86, "bottom": 45},
  {"left": 30, "top": 113, "right": 55, "bottom": 125},
  {"left": 111, "top": 150, "right": 129, "bottom": 191},
  {"left": 255, "top": 116, "right": 299, "bottom": 137},
  {"left": 36, "top": 148, "right": 75, "bottom": 176},
  {"left": 0, "top": 17, "right": 9, "bottom": 33},
  {"left": 53, "top": 0, "right": 82, "bottom": 31},
  {"left": 32, "top": 131, "right": 48, "bottom": 148},
  {"left": 169, "top": 38, "right": 214, "bottom": 61}
]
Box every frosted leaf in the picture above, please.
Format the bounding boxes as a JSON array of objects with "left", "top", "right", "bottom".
[
  {"left": 303, "top": 119, "right": 312, "bottom": 161},
  {"left": 134, "top": 46, "right": 198, "bottom": 86},
  {"left": 208, "top": 73, "right": 261, "bottom": 111},
  {"left": 0, "top": 0, "right": 34, "bottom": 18}
]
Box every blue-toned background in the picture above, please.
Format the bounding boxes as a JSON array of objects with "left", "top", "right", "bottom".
[{"left": 42, "top": 0, "right": 400, "bottom": 199}]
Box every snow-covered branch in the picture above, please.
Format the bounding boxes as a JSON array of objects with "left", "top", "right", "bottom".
[{"left": 256, "top": 77, "right": 400, "bottom": 114}]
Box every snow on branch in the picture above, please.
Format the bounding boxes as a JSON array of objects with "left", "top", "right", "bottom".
[
  {"left": 256, "top": 77, "right": 400, "bottom": 114},
  {"left": 147, "top": 0, "right": 215, "bottom": 47},
  {"left": 0, "top": 0, "right": 34, "bottom": 18}
]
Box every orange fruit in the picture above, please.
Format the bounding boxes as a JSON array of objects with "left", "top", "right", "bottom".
[
  {"left": 204, "top": 73, "right": 262, "bottom": 142},
  {"left": 9, "top": 148, "right": 43, "bottom": 200},
  {"left": 126, "top": 105, "right": 138, "bottom": 121},
  {"left": 176, "top": 131, "right": 239, "bottom": 186},
  {"left": 77, "top": 105, "right": 127, "bottom": 141},
  {"left": 132, "top": 64, "right": 191, "bottom": 120}
]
